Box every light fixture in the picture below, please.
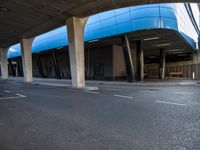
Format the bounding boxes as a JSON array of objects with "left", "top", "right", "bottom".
[
  {"left": 144, "top": 37, "right": 159, "bottom": 41},
  {"left": 88, "top": 39, "right": 99, "bottom": 43},
  {"left": 167, "top": 49, "right": 183, "bottom": 52},
  {"left": 172, "top": 51, "right": 185, "bottom": 54},
  {"left": 0, "top": 7, "right": 10, "bottom": 12},
  {"left": 178, "top": 54, "right": 188, "bottom": 56},
  {"left": 57, "top": 47, "right": 63, "bottom": 50},
  {"left": 148, "top": 56, "right": 156, "bottom": 58},
  {"left": 154, "top": 43, "right": 171, "bottom": 47}
]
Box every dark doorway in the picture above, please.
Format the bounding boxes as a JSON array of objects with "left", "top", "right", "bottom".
[{"left": 94, "top": 64, "right": 104, "bottom": 80}]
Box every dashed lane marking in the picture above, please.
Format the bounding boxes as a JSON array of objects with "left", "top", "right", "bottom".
[
  {"left": 138, "top": 91, "right": 157, "bottom": 93},
  {"left": 174, "top": 92, "right": 194, "bottom": 94},
  {"left": 114, "top": 95, "right": 133, "bottom": 99},
  {"left": 156, "top": 100, "right": 186, "bottom": 106},
  {"left": 0, "top": 96, "right": 24, "bottom": 100},
  {"left": 16, "top": 94, "right": 27, "bottom": 98},
  {"left": 105, "top": 88, "right": 122, "bottom": 91},
  {"left": 3, "top": 90, "right": 11, "bottom": 94},
  {"left": 0, "top": 94, "right": 27, "bottom": 100},
  {"left": 85, "top": 91, "right": 100, "bottom": 94}
]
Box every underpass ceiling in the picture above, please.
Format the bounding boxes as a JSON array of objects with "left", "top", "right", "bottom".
[
  {"left": 0, "top": 0, "right": 199, "bottom": 48},
  {"left": 86, "top": 29, "right": 194, "bottom": 62}
]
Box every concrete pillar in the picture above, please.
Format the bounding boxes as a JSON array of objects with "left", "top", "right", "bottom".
[
  {"left": 8, "top": 59, "right": 16, "bottom": 77},
  {"left": 193, "top": 52, "right": 200, "bottom": 79},
  {"left": 121, "top": 35, "right": 135, "bottom": 82},
  {"left": 51, "top": 50, "right": 61, "bottom": 79},
  {"left": 20, "top": 38, "right": 34, "bottom": 82},
  {"left": 159, "top": 49, "right": 166, "bottom": 79},
  {"left": 136, "top": 40, "right": 144, "bottom": 81},
  {"left": 130, "top": 44, "right": 137, "bottom": 74},
  {"left": 0, "top": 48, "right": 8, "bottom": 79},
  {"left": 66, "top": 17, "right": 87, "bottom": 88},
  {"left": 36, "top": 55, "right": 45, "bottom": 78}
]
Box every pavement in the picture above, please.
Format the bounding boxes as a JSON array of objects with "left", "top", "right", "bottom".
[
  {"left": 0, "top": 78, "right": 200, "bottom": 150},
  {"left": 8, "top": 76, "right": 200, "bottom": 87}
]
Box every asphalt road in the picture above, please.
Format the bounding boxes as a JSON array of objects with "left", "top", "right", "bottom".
[{"left": 0, "top": 80, "right": 200, "bottom": 150}]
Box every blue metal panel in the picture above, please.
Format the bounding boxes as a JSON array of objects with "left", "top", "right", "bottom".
[{"left": 8, "top": 3, "right": 199, "bottom": 58}]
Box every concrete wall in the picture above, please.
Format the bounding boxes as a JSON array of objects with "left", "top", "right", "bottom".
[
  {"left": 32, "top": 57, "right": 40, "bottom": 77},
  {"left": 55, "top": 50, "right": 71, "bottom": 78},
  {"left": 145, "top": 60, "right": 200, "bottom": 79},
  {"left": 87, "top": 46, "right": 113, "bottom": 80},
  {"left": 9, "top": 47, "right": 200, "bottom": 81},
  {"left": 32, "top": 50, "right": 71, "bottom": 79},
  {"left": 113, "top": 45, "right": 126, "bottom": 79},
  {"left": 39, "top": 53, "right": 56, "bottom": 78}
]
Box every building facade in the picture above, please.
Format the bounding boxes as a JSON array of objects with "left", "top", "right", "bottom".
[{"left": 6, "top": 3, "right": 200, "bottom": 80}]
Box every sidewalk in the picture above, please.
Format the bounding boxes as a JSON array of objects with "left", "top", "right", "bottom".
[{"left": 7, "top": 77, "right": 200, "bottom": 88}]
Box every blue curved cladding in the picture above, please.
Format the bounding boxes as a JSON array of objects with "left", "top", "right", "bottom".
[{"left": 8, "top": 3, "right": 199, "bottom": 58}]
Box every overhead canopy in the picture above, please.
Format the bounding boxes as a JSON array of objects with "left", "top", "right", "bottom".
[{"left": 0, "top": 0, "right": 199, "bottom": 48}]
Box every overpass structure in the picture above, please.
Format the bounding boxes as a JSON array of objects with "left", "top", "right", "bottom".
[{"left": 0, "top": 0, "right": 199, "bottom": 88}]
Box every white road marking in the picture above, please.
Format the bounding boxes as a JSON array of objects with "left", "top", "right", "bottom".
[
  {"left": 174, "top": 92, "right": 194, "bottom": 94},
  {"left": 138, "top": 90, "right": 157, "bottom": 93},
  {"left": 85, "top": 91, "right": 100, "bottom": 94},
  {"left": 114, "top": 95, "right": 133, "bottom": 99},
  {"left": 0, "top": 93, "right": 27, "bottom": 100},
  {"left": 156, "top": 100, "right": 186, "bottom": 106},
  {"left": 16, "top": 94, "right": 27, "bottom": 98},
  {"left": 3, "top": 90, "right": 11, "bottom": 93},
  {"left": 106, "top": 88, "right": 122, "bottom": 91},
  {"left": 0, "top": 96, "right": 24, "bottom": 100}
]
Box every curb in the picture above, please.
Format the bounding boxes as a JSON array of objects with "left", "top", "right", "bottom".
[{"left": 34, "top": 82, "right": 99, "bottom": 91}]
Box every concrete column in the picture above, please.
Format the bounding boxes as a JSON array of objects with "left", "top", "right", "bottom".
[
  {"left": 193, "top": 52, "right": 200, "bottom": 79},
  {"left": 121, "top": 35, "right": 135, "bottom": 82},
  {"left": 136, "top": 40, "right": 144, "bottom": 81},
  {"left": 20, "top": 38, "right": 34, "bottom": 82},
  {"left": 51, "top": 50, "right": 61, "bottom": 79},
  {"left": 8, "top": 59, "right": 16, "bottom": 77},
  {"left": 0, "top": 48, "right": 8, "bottom": 79},
  {"left": 36, "top": 55, "right": 45, "bottom": 78},
  {"left": 159, "top": 49, "right": 166, "bottom": 79},
  {"left": 66, "top": 17, "right": 87, "bottom": 88},
  {"left": 16, "top": 58, "right": 23, "bottom": 77},
  {"left": 130, "top": 44, "right": 137, "bottom": 74}
]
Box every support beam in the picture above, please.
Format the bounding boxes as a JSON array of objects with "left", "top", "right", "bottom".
[
  {"left": 0, "top": 48, "right": 8, "bottom": 79},
  {"left": 192, "top": 52, "right": 200, "bottom": 79},
  {"left": 121, "top": 35, "right": 135, "bottom": 82},
  {"left": 51, "top": 50, "right": 61, "bottom": 79},
  {"left": 8, "top": 59, "right": 16, "bottom": 77},
  {"left": 66, "top": 17, "right": 88, "bottom": 88},
  {"left": 159, "top": 49, "right": 166, "bottom": 79},
  {"left": 16, "top": 58, "right": 23, "bottom": 77},
  {"left": 36, "top": 55, "right": 45, "bottom": 78},
  {"left": 20, "top": 38, "right": 34, "bottom": 82},
  {"left": 136, "top": 40, "right": 144, "bottom": 81}
]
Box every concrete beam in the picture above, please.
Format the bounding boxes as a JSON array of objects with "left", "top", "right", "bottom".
[
  {"left": 8, "top": 59, "right": 16, "bottom": 77},
  {"left": 136, "top": 40, "right": 144, "bottom": 81},
  {"left": 20, "top": 38, "right": 34, "bottom": 82},
  {"left": 66, "top": 17, "right": 88, "bottom": 88},
  {"left": 159, "top": 49, "right": 166, "bottom": 79},
  {"left": 121, "top": 35, "right": 135, "bottom": 82},
  {"left": 192, "top": 52, "right": 200, "bottom": 79},
  {"left": 0, "top": 48, "right": 9, "bottom": 80}
]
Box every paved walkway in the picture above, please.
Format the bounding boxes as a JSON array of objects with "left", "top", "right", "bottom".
[{"left": 7, "top": 77, "right": 200, "bottom": 88}]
